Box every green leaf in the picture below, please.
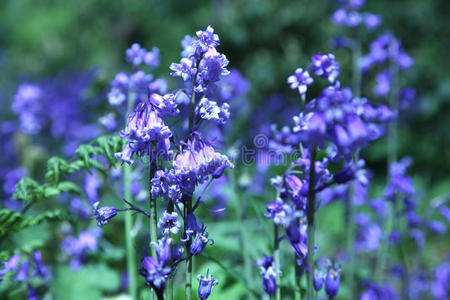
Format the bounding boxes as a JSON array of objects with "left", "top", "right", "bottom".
[
  {"left": 51, "top": 264, "right": 120, "bottom": 300},
  {"left": 12, "top": 177, "right": 44, "bottom": 205},
  {"left": 58, "top": 181, "right": 82, "bottom": 194}
]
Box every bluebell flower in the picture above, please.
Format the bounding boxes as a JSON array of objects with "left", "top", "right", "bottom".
[
  {"left": 197, "top": 269, "right": 219, "bottom": 300},
  {"left": 15, "top": 260, "right": 29, "bottom": 281},
  {"left": 364, "top": 13, "right": 382, "bottom": 29},
  {"left": 196, "top": 25, "right": 220, "bottom": 51},
  {"left": 314, "top": 269, "right": 325, "bottom": 291},
  {"left": 256, "top": 255, "right": 279, "bottom": 295},
  {"left": 286, "top": 222, "right": 308, "bottom": 260},
  {"left": 139, "top": 256, "right": 171, "bottom": 295},
  {"left": 32, "top": 251, "right": 48, "bottom": 278},
  {"left": 355, "top": 213, "right": 382, "bottom": 252},
  {"left": 153, "top": 238, "right": 172, "bottom": 266},
  {"left": 93, "top": 202, "right": 117, "bottom": 227},
  {"left": 287, "top": 68, "right": 314, "bottom": 95},
  {"left": 172, "top": 134, "right": 233, "bottom": 193},
  {"left": 99, "top": 113, "right": 117, "bottom": 132},
  {"left": 149, "top": 93, "right": 179, "bottom": 118},
  {"left": 12, "top": 84, "right": 45, "bottom": 134},
  {"left": 61, "top": 229, "right": 102, "bottom": 269},
  {"left": 158, "top": 211, "right": 182, "bottom": 236},
  {"left": 195, "top": 97, "right": 230, "bottom": 124},
  {"left": 0, "top": 254, "right": 21, "bottom": 281},
  {"left": 325, "top": 266, "right": 341, "bottom": 298},
  {"left": 190, "top": 226, "right": 214, "bottom": 255},
  {"left": 170, "top": 58, "right": 196, "bottom": 81},
  {"left": 126, "top": 43, "right": 160, "bottom": 68},
  {"left": 312, "top": 53, "right": 340, "bottom": 83}
]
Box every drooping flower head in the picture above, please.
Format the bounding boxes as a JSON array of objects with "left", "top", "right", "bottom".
[{"left": 197, "top": 269, "right": 219, "bottom": 300}]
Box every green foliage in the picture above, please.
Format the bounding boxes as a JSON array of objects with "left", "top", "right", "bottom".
[
  {"left": 0, "top": 208, "right": 68, "bottom": 239},
  {"left": 50, "top": 264, "right": 120, "bottom": 300}
]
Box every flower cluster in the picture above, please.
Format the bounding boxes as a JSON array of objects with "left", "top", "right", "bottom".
[
  {"left": 108, "top": 26, "right": 236, "bottom": 299},
  {"left": 60, "top": 229, "right": 102, "bottom": 270},
  {"left": 0, "top": 251, "right": 49, "bottom": 288},
  {"left": 256, "top": 255, "right": 279, "bottom": 295},
  {"left": 331, "top": 0, "right": 382, "bottom": 30}
]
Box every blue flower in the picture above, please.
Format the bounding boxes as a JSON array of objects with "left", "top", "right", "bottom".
[
  {"left": 139, "top": 256, "right": 171, "bottom": 295},
  {"left": 325, "top": 266, "right": 341, "bottom": 299},
  {"left": 158, "top": 211, "right": 182, "bottom": 236},
  {"left": 312, "top": 53, "right": 340, "bottom": 83},
  {"left": 287, "top": 68, "right": 314, "bottom": 95},
  {"left": 197, "top": 269, "right": 219, "bottom": 300},
  {"left": 256, "top": 255, "right": 279, "bottom": 295},
  {"left": 196, "top": 25, "right": 220, "bottom": 51},
  {"left": 170, "top": 58, "right": 197, "bottom": 81},
  {"left": 314, "top": 269, "right": 325, "bottom": 291},
  {"left": 153, "top": 238, "right": 172, "bottom": 266},
  {"left": 93, "top": 202, "right": 117, "bottom": 227}
]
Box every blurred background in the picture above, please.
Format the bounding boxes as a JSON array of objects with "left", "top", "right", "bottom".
[{"left": 0, "top": 0, "right": 449, "bottom": 299}]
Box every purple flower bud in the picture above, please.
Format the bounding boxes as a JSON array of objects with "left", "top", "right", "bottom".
[
  {"left": 256, "top": 255, "right": 278, "bottom": 295},
  {"left": 15, "top": 260, "right": 29, "bottom": 282},
  {"left": 93, "top": 202, "right": 117, "bottom": 227},
  {"left": 325, "top": 267, "right": 340, "bottom": 298},
  {"left": 314, "top": 270, "right": 325, "bottom": 291},
  {"left": 190, "top": 229, "right": 213, "bottom": 256},
  {"left": 197, "top": 269, "right": 219, "bottom": 300},
  {"left": 154, "top": 238, "right": 171, "bottom": 266},
  {"left": 364, "top": 13, "right": 382, "bottom": 29}
]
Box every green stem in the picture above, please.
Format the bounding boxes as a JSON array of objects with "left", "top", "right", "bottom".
[
  {"left": 346, "top": 29, "right": 362, "bottom": 300},
  {"left": 124, "top": 90, "right": 137, "bottom": 300},
  {"left": 274, "top": 224, "right": 281, "bottom": 300},
  {"left": 124, "top": 164, "right": 137, "bottom": 300},
  {"left": 166, "top": 200, "right": 174, "bottom": 300},
  {"left": 149, "top": 161, "right": 157, "bottom": 257},
  {"left": 185, "top": 196, "right": 193, "bottom": 300},
  {"left": 306, "top": 146, "right": 317, "bottom": 300},
  {"left": 376, "top": 38, "right": 400, "bottom": 282}
]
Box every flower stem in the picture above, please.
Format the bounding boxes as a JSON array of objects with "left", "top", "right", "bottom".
[
  {"left": 306, "top": 145, "right": 317, "bottom": 300},
  {"left": 274, "top": 224, "right": 281, "bottom": 300},
  {"left": 376, "top": 38, "right": 400, "bottom": 282},
  {"left": 185, "top": 194, "right": 193, "bottom": 300},
  {"left": 124, "top": 164, "right": 137, "bottom": 300},
  {"left": 124, "top": 90, "right": 137, "bottom": 300},
  {"left": 149, "top": 161, "right": 157, "bottom": 258},
  {"left": 166, "top": 200, "right": 174, "bottom": 300},
  {"left": 346, "top": 29, "right": 362, "bottom": 300}
]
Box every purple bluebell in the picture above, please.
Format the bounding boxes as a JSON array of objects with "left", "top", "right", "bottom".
[
  {"left": 170, "top": 58, "right": 197, "bottom": 81},
  {"left": 286, "top": 222, "right": 309, "bottom": 260},
  {"left": 364, "top": 13, "right": 382, "bottom": 29},
  {"left": 287, "top": 68, "right": 314, "bottom": 95},
  {"left": 217, "top": 69, "right": 250, "bottom": 102},
  {"left": 126, "top": 43, "right": 160, "bottom": 68},
  {"left": 431, "top": 258, "right": 449, "bottom": 300},
  {"left": 158, "top": 211, "right": 182, "bottom": 236},
  {"left": 154, "top": 238, "right": 172, "bottom": 266},
  {"left": 325, "top": 266, "right": 341, "bottom": 298},
  {"left": 139, "top": 256, "right": 171, "bottom": 295},
  {"left": 172, "top": 134, "right": 233, "bottom": 193},
  {"left": 195, "top": 97, "right": 230, "bottom": 124},
  {"left": 256, "top": 255, "right": 278, "bottom": 295},
  {"left": 99, "top": 113, "right": 117, "bottom": 132},
  {"left": 93, "top": 202, "right": 117, "bottom": 227},
  {"left": 116, "top": 101, "right": 173, "bottom": 163},
  {"left": 312, "top": 53, "right": 340, "bottom": 83},
  {"left": 314, "top": 269, "right": 325, "bottom": 291},
  {"left": 32, "top": 251, "right": 48, "bottom": 278},
  {"left": 355, "top": 213, "right": 382, "bottom": 252},
  {"left": 196, "top": 25, "right": 220, "bottom": 51},
  {"left": 15, "top": 260, "right": 29, "bottom": 281},
  {"left": 0, "top": 254, "right": 21, "bottom": 281},
  {"left": 61, "top": 229, "right": 102, "bottom": 269},
  {"left": 197, "top": 269, "right": 219, "bottom": 300},
  {"left": 190, "top": 226, "right": 214, "bottom": 255},
  {"left": 149, "top": 93, "right": 180, "bottom": 118},
  {"left": 12, "top": 84, "right": 45, "bottom": 134}
]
